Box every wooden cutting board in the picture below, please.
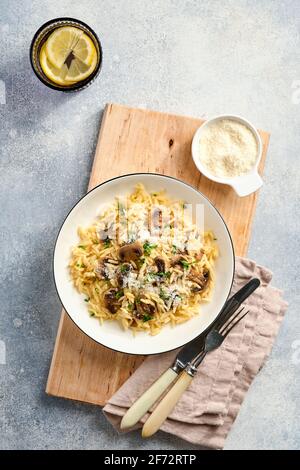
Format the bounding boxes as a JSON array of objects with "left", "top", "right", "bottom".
[{"left": 46, "top": 103, "right": 270, "bottom": 406}]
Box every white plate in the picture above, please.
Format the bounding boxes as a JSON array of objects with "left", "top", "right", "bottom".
[{"left": 53, "top": 173, "right": 235, "bottom": 355}]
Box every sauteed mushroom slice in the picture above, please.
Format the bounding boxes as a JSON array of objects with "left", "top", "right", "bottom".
[
  {"left": 104, "top": 288, "right": 122, "bottom": 314},
  {"left": 116, "top": 263, "right": 132, "bottom": 287},
  {"left": 152, "top": 207, "right": 163, "bottom": 230},
  {"left": 118, "top": 241, "right": 143, "bottom": 262},
  {"left": 154, "top": 257, "right": 165, "bottom": 273},
  {"left": 188, "top": 268, "right": 210, "bottom": 292},
  {"left": 95, "top": 257, "right": 118, "bottom": 280},
  {"left": 135, "top": 299, "right": 155, "bottom": 319},
  {"left": 95, "top": 257, "right": 109, "bottom": 279},
  {"left": 98, "top": 228, "right": 108, "bottom": 240}
]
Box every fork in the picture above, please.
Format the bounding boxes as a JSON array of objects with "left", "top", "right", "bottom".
[
  {"left": 142, "top": 306, "right": 249, "bottom": 437},
  {"left": 121, "top": 279, "right": 260, "bottom": 431}
]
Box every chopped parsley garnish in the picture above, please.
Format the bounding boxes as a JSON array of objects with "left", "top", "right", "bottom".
[
  {"left": 103, "top": 237, "right": 111, "bottom": 248},
  {"left": 135, "top": 297, "right": 141, "bottom": 304},
  {"left": 146, "top": 271, "right": 171, "bottom": 282},
  {"left": 151, "top": 192, "right": 158, "bottom": 197},
  {"left": 157, "top": 271, "right": 171, "bottom": 279},
  {"left": 172, "top": 245, "right": 178, "bottom": 254},
  {"left": 127, "top": 302, "right": 134, "bottom": 310},
  {"left": 180, "top": 260, "right": 190, "bottom": 269},
  {"left": 84, "top": 297, "right": 90, "bottom": 302},
  {"left": 115, "top": 290, "right": 124, "bottom": 300},
  {"left": 137, "top": 257, "right": 145, "bottom": 268},
  {"left": 89, "top": 311, "right": 95, "bottom": 317},
  {"left": 76, "top": 263, "right": 86, "bottom": 268},
  {"left": 93, "top": 239, "right": 99, "bottom": 244},
  {"left": 213, "top": 237, "right": 218, "bottom": 241},
  {"left": 120, "top": 264, "right": 128, "bottom": 273},
  {"left": 95, "top": 287, "right": 100, "bottom": 294},
  {"left": 78, "top": 245, "right": 86, "bottom": 250},
  {"left": 142, "top": 314, "right": 152, "bottom": 322},
  {"left": 143, "top": 242, "right": 157, "bottom": 256},
  {"left": 159, "top": 288, "right": 170, "bottom": 301}
]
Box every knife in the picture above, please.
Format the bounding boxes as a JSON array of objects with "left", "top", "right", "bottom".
[
  {"left": 120, "top": 278, "right": 260, "bottom": 430},
  {"left": 142, "top": 302, "right": 254, "bottom": 438}
]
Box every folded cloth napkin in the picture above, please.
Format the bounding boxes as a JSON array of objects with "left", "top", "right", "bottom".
[{"left": 103, "top": 257, "right": 288, "bottom": 449}]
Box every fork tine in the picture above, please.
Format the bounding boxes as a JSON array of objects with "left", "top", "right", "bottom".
[
  {"left": 218, "top": 306, "right": 245, "bottom": 335},
  {"left": 222, "top": 309, "right": 250, "bottom": 338},
  {"left": 213, "top": 299, "right": 238, "bottom": 330}
]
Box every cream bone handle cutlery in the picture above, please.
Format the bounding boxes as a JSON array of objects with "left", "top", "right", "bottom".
[
  {"left": 142, "top": 306, "right": 249, "bottom": 437},
  {"left": 120, "top": 278, "right": 260, "bottom": 431}
]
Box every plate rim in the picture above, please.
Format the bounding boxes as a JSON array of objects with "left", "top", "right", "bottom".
[{"left": 53, "top": 172, "right": 235, "bottom": 356}]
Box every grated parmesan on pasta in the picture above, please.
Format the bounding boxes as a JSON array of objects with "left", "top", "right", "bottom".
[{"left": 69, "top": 184, "right": 218, "bottom": 335}]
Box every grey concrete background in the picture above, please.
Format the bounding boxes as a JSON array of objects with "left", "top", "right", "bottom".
[{"left": 0, "top": 0, "right": 299, "bottom": 450}]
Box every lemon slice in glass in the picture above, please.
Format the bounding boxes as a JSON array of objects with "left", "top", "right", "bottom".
[
  {"left": 45, "top": 26, "right": 84, "bottom": 68},
  {"left": 45, "top": 27, "right": 97, "bottom": 69},
  {"left": 63, "top": 53, "right": 98, "bottom": 83},
  {"left": 72, "top": 33, "right": 97, "bottom": 66},
  {"left": 40, "top": 45, "right": 76, "bottom": 86}
]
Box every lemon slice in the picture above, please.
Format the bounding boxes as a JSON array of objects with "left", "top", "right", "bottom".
[
  {"left": 72, "top": 33, "right": 97, "bottom": 65},
  {"left": 41, "top": 26, "right": 98, "bottom": 85},
  {"left": 40, "top": 45, "right": 76, "bottom": 86},
  {"left": 63, "top": 54, "right": 98, "bottom": 83},
  {"left": 45, "top": 26, "right": 84, "bottom": 68}
]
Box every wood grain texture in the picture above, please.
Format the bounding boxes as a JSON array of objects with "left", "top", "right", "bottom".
[{"left": 46, "top": 103, "right": 270, "bottom": 406}]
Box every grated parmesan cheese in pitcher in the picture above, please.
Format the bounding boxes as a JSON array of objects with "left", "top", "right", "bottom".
[{"left": 199, "top": 119, "right": 258, "bottom": 178}]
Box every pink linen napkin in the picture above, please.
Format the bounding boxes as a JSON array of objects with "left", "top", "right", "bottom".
[{"left": 103, "top": 257, "right": 288, "bottom": 449}]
